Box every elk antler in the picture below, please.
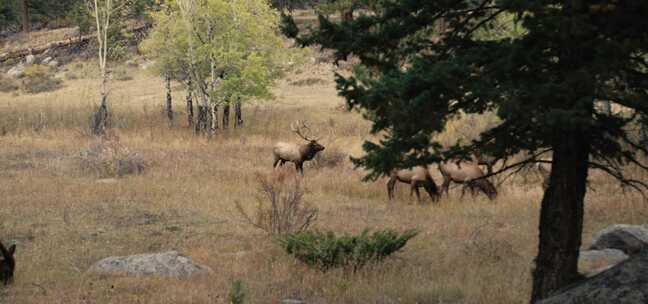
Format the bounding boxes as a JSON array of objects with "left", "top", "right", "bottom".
[{"left": 291, "top": 120, "right": 319, "bottom": 141}]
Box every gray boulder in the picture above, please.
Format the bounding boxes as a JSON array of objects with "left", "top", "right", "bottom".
[
  {"left": 579, "top": 249, "right": 629, "bottom": 277},
  {"left": 25, "top": 54, "right": 35, "bottom": 65},
  {"left": 42, "top": 57, "right": 53, "bottom": 64},
  {"left": 47, "top": 60, "right": 59, "bottom": 68},
  {"left": 7, "top": 64, "right": 25, "bottom": 78},
  {"left": 88, "top": 251, "right": 212, "bottom": 279},
  {"left": 539, "top": 250, "right": 648, "bottom": 304},
  {"left": 589, "top": 224, "right": 648, "bottom": 255}
]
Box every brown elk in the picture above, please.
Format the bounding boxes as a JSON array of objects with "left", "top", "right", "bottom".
[
  {"left": 0, "top": 240, "right": 16, "bottom": 285},
  {"left": 387, "top": 166, "right": 440, "bottom": 203},
  {"left": 273, "top": 120, "right": 325, "bottom": 174},
  {"left": 439, "top": 160, "right": 497, "bottom": 200},
  {"left": 472, "top": 151, "right": 508, "bottom": 175}
]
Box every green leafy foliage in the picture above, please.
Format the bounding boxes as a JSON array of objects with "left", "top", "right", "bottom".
[
  {"left": 295, "top": 1, "right": 648, "bottom": 184},
  {"left": 281, "top": 229, "right": 418, "bottom": 272},
  {"left": 141, "top": 0, "right": 305, "bottom": 104}
]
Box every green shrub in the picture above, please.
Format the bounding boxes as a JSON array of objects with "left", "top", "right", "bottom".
[
  {"left": 21, "top": 64, "right": 62, "bottom": 94},
  {"left": 229, "top": 280, "right": 246, "bottom": 304},
  {"left": 281, "top": 229, "right": 419, "bottom": 272}
]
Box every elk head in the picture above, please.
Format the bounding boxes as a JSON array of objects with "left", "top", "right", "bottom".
[{"left": 291, "top": 120, "right": 325, "bottom": 158}]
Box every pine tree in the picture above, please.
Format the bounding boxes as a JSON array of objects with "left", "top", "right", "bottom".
[{"left": 293, "top": 1, "right": 648, "bottom": 302}]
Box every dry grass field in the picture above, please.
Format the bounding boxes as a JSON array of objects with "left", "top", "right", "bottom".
[{"left": 1, "top": 55, "right": 647, "bottom": 304}]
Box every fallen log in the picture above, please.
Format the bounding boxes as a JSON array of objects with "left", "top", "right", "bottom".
[{"left": 0, "top": 24, "right": 150, "bottom": 64}]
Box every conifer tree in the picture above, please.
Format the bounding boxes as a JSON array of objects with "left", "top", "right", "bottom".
[{"left": 293, "top": 1, "right": 648, "bottom": 301}]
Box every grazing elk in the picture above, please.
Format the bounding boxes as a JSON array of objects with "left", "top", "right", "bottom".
[
  {"left": 387, "top": 166, "right": 440, "bottom": 203},
  {"left": 439, "top": 160, "right": 497, "bottom": 200},
  {"left": 273, "top": 120, "right": 325, "bottom": 174},
  {"left": 0, "top": 241, "right": 16, "bottom": 285},
  {"left": 472, "top": 151, "right": 506, "bottom": 175}
]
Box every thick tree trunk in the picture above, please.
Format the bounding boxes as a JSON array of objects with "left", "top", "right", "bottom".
[
  {"left": 20, "top": 0, "right": 30, "bottom": 33},
  {"left": 222, "top": 102, "right": 230, "bottom": 129},
  {"left": 165, "top": 73, "right": 173, "bottom": 123},
  {"left": 531, "top": 130, "right": 590, "bottom": 302},
  {"left": 234, "top": 98, "right": 243, "bottom": 128},
  {"left": 186, "top": 85, "right": 193, "bottom": 127},
  {"left": 195, "top": 104, "right": 209, "bottom": 134}
]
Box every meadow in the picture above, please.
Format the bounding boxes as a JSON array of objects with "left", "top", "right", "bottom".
[{"left": 0, "top": 54, "right": 647, "bottom": 304}]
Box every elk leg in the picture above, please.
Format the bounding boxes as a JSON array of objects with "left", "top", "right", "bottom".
[
  {"left": 273, "top": 157, "right": 280, "bottom": 168},
  {"left": 441, "top": 175, "right": 451, "bottom": 197},
  {"left": 411, "top": 181, "right": 422, "bottom": 203},
  {"left": 424, "top": 181, "right": 439, "bottom": 203},
  {"left": 460, "top": 183, "right": 468, "bottom": 200},
  {"left": 387, "top": 176, "right": 397, "bottom": 200},
  {"left": 296, "top": 162, "right": 304, "bottom": 174}
]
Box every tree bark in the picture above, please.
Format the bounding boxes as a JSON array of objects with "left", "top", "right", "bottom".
[
  {"left": 186, "top": 81, "right": 194, "bottom": 127},
  {"left": 234, "top": 98, "right": 243, "bottom": 128},
  {"left": 195, "top": 104, "right": 209, "bottom": 134},
  {"left": 91, "top": 95, "right": 109, "bottom": 135},
  {"left": 210, "top": 103, "right": 218, "bottom": 133},
  {"left": 20, "top": 0, "right": 30, "bottom": 33},
  {"left": 222, "top": 101, "right": 230, "bottom": 129},
  {"left": 531, "top": 130, "right": 590, "bottom": 302},
  {"left": 165, "top": 73, "right": 173, "bottom": 123}
]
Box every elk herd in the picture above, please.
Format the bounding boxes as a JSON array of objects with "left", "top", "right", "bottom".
[{"left": 272, "top": 120, "right": 551, "bottom": 204}]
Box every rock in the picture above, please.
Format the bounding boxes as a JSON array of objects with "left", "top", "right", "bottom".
[
  {"left": 42, "top": 57, "right": 53, "bottom": 64},
  {"left": 25, "top": 54, "right": 35, "bottom": 65},
  {"left": 7, "top": 64, "right": 25, "bottom": 78},
  {"left": 589, "top": 224, "right": 648, "bottom": 255},
  {"left": 47, "top": 60, "right": 59, "bottom": 68},
  {"left": 88, "top": 251, "right": 212, "bottom": 279},
  {"left": 95, "top": 178, "right": 118, "bottom": 184},
  {"left": 538, "top": 250, "right": 648, "bottom": 304},
  {"left": 579, "top": 249, "right": 629, "bottom": 277}
]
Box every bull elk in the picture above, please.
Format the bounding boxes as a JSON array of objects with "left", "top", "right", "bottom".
[
  {"left": 0, "top": 240, "right": 16, "bottom": 285},
  {"left": 273, "top": 120, "right": 325, "bottom": 174},
  {"left": 387, "top": 166, "right": 440, "bottom": 203},
  {"left": 439, "top": 160, "right": 497, "bottom": 200}
]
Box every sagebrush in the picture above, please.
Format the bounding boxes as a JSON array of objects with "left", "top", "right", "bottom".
[
  {"left": 235, "top": 170, "right": 318, "bottom": 236},
  {"left": 280, "top": 229, "right": 419, "bottom": 272}
]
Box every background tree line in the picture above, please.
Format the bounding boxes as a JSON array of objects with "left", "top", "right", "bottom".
[{"left": 0, "top": 0, "right": 155, "bottom": 34}]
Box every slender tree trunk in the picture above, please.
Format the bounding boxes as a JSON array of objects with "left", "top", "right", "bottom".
[
  {"left": 222, "top": 101, "right": 230, "bottom": 129},
  {"left": 195, "top": 88, "right": 210, "bottom": 134},
  {"left": 531, "top": 130, "right": 590, "bottom": 302},
  {"left": 186, "top": 80, "right": 194, "bottom": 127},
  {"left": 165, "top": 73, "right": 173, "bottom": 123},
  {"left": 234, "top": 98, "right": 243, "bottom": 128},
  {"left": 20, "top": 0, "right": 30, "bottom": 33},
  {"left": 210, "top": 103, "right": 218, "bottom": 133},
  {"left": 91, "top": 75, "right": 110, "bottom": 135}
]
